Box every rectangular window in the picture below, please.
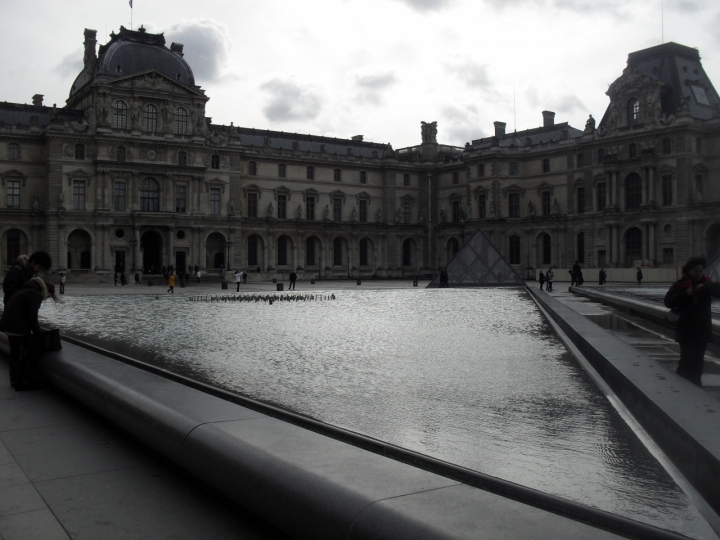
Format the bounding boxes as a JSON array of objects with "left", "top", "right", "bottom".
[
  {"left": 662, "top": 138, "right": 671, "bottom": 155},
  {"left": 478, "top": 194, "right": 486, "bottom": 218},
  {"left": 478, "top": 164, "right": 485, "bottom": 177},
  {"left": 178, "top": 151, "right": 187, "bottom": 166},
  {"left": 277, "top": 195, "right": 287, "bottom": 219},
  {"left": 542, "top": 159, "right": 550, "bottom": 173},
  {"left": 306, "top": 239, "right": 315, "bottom": 266},
  {"left": 402, "top": 201, "right": 411, "bottom": 223},
  {"left": 73, "top": 180, "right": 86, "bottom": 210},
  {"left": 248, "top": 193, "right": 258, "bottom": 218},
  {"left": 466, "top": 167, "right": 471, "bottom": 179},
  {"left": 209, "top": 188, "right": 221, "bottom": 215},
  {"left": 211, "top": 155, "right": 220, "bottom": 169},
  {"left": 452, "top": 200, "right": 461, "bottom": 222},
  {"left": 306, "top": 166, "right": 314, "bottom": 180},
  {"left": 334, "top": 169, "right": 341, "bottom": 182},
  {"left": 541, "top": 191, "right": 551, "bottom": 215},
  {"left": 597, "top": 183, "right": 606, "bottom": 210},
  {"left": 75, "top": 144, "right": 85, "bottom": 160},
  {"left": 306, "top": 196, "right": 315, "bottom": 220},
  {"left": 113, "top": 182, "right": 126, "bottom": 211},
  {"left": 279, "top": 164, "right": 286, "bottom": 178},
  {"left": 8, "top": 143, "right": 19, "bottom": 160},
  {"left": 6, "top": 180, "right": 20, "bottom": 208},
  {"left": 452, "top": 172, "right": 459, "bottom": 185},
  {"left": 508, "top": 193, "right": 519, "bottom": 218},
  {"left": 403, "top": 174, "right": 410, "bottom": 186},
  {"left": 509, "top": 162, "right": 518, "bottom": 176},
  {"left": 175, "top": 185, "right": 187, "bottom": 213},
  {"left": 663, "top": 248, "right": 674, "bottom": 265},
  {"left": 662, "top": 175, "right": 673, "bottom": 206},
  {"left": 360, "top": 171, "right": 367, "bottom": 184},
  {"left": 577, "top": 187, "right": 585, "bottom": 214},
  {"left": 696, "top": 137, "right": 702, "bottom": 154},
  {"left": 359, "top": 199, "right": 368, "bottom": 223},
  {"left": 117, "top": 146, "right": 126, "bottom": 162},
  {"left": 333, "top": 198, "right": 342, "bottom": 221},
  {"left": 576, "top": 153, "right": 584, "bottom": 168},
  {"left": 692, "top": 85, "right": 710, "bottom": 106}
]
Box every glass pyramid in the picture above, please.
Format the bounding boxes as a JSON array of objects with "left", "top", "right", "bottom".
[{"left": 427, "top": 230, "right": 526, "bottom": 288}]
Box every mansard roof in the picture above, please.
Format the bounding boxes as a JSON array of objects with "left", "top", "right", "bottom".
[
  {"left": 0, "top": 102, "right": 50, "bottom": 128},
  {"left": 468, "top": 122, "right": 584, "bottom": 151}
]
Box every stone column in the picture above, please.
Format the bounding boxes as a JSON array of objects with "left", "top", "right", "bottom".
[
  {"left": 648, "top": 167, "right": 655, "bottom": 205},
  {"left": 197, "top": 228, "right": 205, "bottom": 270},
  {"left": 612, "top": 171, "right": 619, "bottom": 208},
  {"left": 168, "top": 226, "right": 174, "bottom": 268},
  {"left": 647, "top": 220, "right": 656, "bottom": 263},
  {"left": 58, "top": 225, "right": 67, "bottom": 269},
  {"left": 264, "top": 234, "right": 271, "bottom": 271},
  {"left": 293, "top": 239, "right": 299, "bottom": 271},
  {"left": 610, "top": 224, "right": 618, "bottom": 266}
]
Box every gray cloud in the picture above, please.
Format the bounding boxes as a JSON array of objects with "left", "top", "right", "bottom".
[
  {"left": 670, "top": 1, "right": 700, "bottom": 12},
  {"left": 166, "top": 20, "right": 231, "bottom": 82},
  {"left": 261, "top": 79, "right": 322, "bottom": 122},
  {"left": 441, "top": 105, "right": 484, "bottom": 145},
  {"left": 446, "top": 58, "right": 491, "bottom": 88},
  {"left": 355, "top": 72, "right": 397, "bottom": 105},
  {"left": 54, "top": 50, "right": 83, "bottom": 78},
  {"left": 484, "top": 0, "right": 629, "bottom": 15},
  {"left": 554, "top": 95, "right": 587, "bottom": 115},
  {"left": 393, "top": 0, "right": 457, "bottom": 12}
]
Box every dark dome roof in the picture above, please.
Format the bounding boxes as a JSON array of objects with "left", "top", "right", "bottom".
[{"left": 70, "top": 26, "right": 195, "bottom": 96}]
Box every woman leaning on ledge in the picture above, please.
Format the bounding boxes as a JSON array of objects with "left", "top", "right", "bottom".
[{"left": 664, "top": 256, "right": 720, "bottom": 387}]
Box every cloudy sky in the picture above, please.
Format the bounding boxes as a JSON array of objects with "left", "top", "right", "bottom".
[{"left": 1, "top": 0, "right": 718, "bottom": 148}]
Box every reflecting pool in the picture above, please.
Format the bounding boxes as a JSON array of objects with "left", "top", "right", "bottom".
[
  {"left": 601, "top": 285, "right": 720, "bottom": 314},
  {"left": 39, "top": 288, "right": 716, "bottom": 539}
]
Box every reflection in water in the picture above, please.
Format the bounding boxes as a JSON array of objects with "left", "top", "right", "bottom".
[
  {"left": 602, "top": 286, "right": 720, "bottom": 314},
  {"left": 40, "top": 289, "right": 715, "bottom": 539}
]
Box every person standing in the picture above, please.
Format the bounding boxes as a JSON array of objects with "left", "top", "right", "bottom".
[
  {"left": 59, "top": 273, "right": 66, "bottom": 294},
  {"left": 569, "top": 268, "right": 576, "bottom": 287},
  {"left": 3, "top": 251, "right": 52, "bottom": 305},
  {"left": 637, "top": 267, "right": 643, "bottom": 285},
  {"left": 120, "top": 272, "right": 126, "bottom": 286},
  {"left": 184, "top": 270, "right": 190, "bottom": 287},
  {"left": 135, "top": 273, "right": 141, "bottom": 285},
  {"left": 289, "top": 270, "right": 297, "bottom": 290},
  {"left": 0, "top": 277, "right": 59, "bottom": 390},
  {"left": 235, "top": 270, "right": 242, "bottom": 292},
  {"left": 242, "top": 270, "right": 247, "bottom": 284},
  {"left": 196, "top": 269, "right": 201, "bottom": 283},
  {"left": 538, "top": 271, "right": 545, "bottom": 291},
  {"left": 573, "top": 261, "right": 584, "bottom": 286},
  {"left": 599, "top": 268, "right": 607, "bottom": 286},
  {"left": 113, "top": 272, "right": 118, "bottom": 286},
  {"left": 546, "top": 268, "right": 554, "bottom": 292},
  {"left": 439, "top": 267, "right": 449, "bottom": 288},
  {"left": 167, "top": 272, "right": 176, "bottom": 294},
  {"left": 664, "top": 256, "right": 720, "bottom": 387}
]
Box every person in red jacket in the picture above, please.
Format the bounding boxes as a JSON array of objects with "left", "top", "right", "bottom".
[
  {"left": 664, "top": 256, "right": 720, "bottom": 387},
  {"left": 0, "top": 277, "right": 59, "bottom": 390}
]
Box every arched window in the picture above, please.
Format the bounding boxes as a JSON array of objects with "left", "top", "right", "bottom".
[
  {"left": 306, "top": 236, "right": 317, "bottom": 266},
  {"left": 542, "top": 234, "right": 551, "bottom": 265},
  {"left": 6, "top": 228, "right": 22, "bottom": 264},
  {"left": 211, "top": 155, "right": 220, "bottom": 169},
  {"left": 628, "top": 98, "right": 640, "bottom": 125},
  {"left": 112, "top": 100, "right": 128, "bottom": 129},
  {"left": 140, "top": 178, "right": 160, "bottom": 212},
  {"left": 248, "top": 235, "right": 258, "bottom": 267},
  {"left": 277, "top": 236, "right": 288, "bottom": 266},
  {"left": 359, "top": 238, "right": 369, "bottom": 266},
  {"left": 402, "top": 239, "right": 412, "bottom": 266},
  {"left": 509, "top": 235, "right": 521, "bottom": 265},
  {"left": 249, "top": 161, "right": 257, "bottom": 176},
  {"left": 144, "top": 104, "right": 157, "bottom": 132},
  {"left": 175, "top": 107, "right": 188, "bottom": 134},
  {"left": 75, "top": 144, "right": 85, "bottom": 160},
  {"left": 333, "top": 237, "right": 343, "bottom": 266},
  {"left": 306, "top": 166, "right": 314, "bottom": 180},
  {"left": 625, "top": 228, "right": 642, "bottom": 266},
  {"left": 625, "top": 173, "right": 642, "bottom": 209},
  {"left": 577, "top": 232, "right": 585, "bottom": 264}
]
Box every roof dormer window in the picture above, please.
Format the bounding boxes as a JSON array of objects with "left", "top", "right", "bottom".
[{"left": 691, "top": 86, "right": 710, "bottom": 106}]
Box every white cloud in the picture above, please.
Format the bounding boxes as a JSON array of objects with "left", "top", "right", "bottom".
[
  {"left": 393, "top": 0, "right": 457, "bottom": 12},
  {"left": 260, "top": 79, "right": 323, "bottom": 122},
  {"left": 165, "top": 20, "right": 232, "bottom": 82}
]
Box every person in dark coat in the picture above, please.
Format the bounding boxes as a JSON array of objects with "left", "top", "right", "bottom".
[
  {"left": 538, "top": 271, "right": 545, "bottom": 290},
  {"left": 599, "top": 268, "right": 607, "bottom": 285},
  {"left": 289, "top": 271, "right": 297, "bottom": 290},
  {"left": 637, "top": 268, "right": 643, "bottom": 285},
  {"left": 664, "top": 256, "right": 720, "bottom": 387},
  {"left": 572, "top": 261, "right": 584, "bottom": 286},
  {"left": 439, "top": 267, "right": 449, "bottom": 288},
  {"left": 2, "top": 251, "right": 52, "bottom": 305},
  {"left": 0, "top": 277, "right": 59, "bottom": 389},
  {"left": 568, "top": 269, "right": 576, "bottom": 286}
]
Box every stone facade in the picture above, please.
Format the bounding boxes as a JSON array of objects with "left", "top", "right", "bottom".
[{"left": 1, "top": 29, "right": 718, "bottom": 279}]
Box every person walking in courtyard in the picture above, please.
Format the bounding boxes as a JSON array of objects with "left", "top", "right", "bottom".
[
  {"left": 242, "top": 270, "right": 247, "bottom": 284},
  {"left": 569, "top": 268, "right": 576, "bottom": 287},
  {"left": 439, "top": 267, "right": 449, "bottom": 288},
  {"left": 196, "top": 269, "right": 201, "bottom": 283},
  {"left": 599, "top": 268, "right": 607, "bottom": 285},
  {"left": 546, "top": 268, "right": 554, "bottom": 292},
  {"left": 184, "top": 270, "right": 190, "bottom": 287},
  {"left": 235, "top": 270, "right": 242, "bottom": 292},
  {"left": 3, "top": 251, "right": 52, "bottom": 305},
  {"left": 135, "top": 273, "right": 141, "bottom": 285},
  {"left": 0, "top": 277, "right": 59, "bottom": 390},
  {"left": 167, "top": 272, "right": 176, "bottom": 294},
  {"left": 538, "top": 270, "right": 545, "bottom": 290},
  {"left": 289, "top": 270, "right": 297, "bottom": 290},
  {"left": 113, "top": 272, "right": 118, "bottom": 286},
  {"left": 59, "top": 273, "right": 66, "bottom": 294},
  {"left": 664, "top": 256, "right": 720, "bottom": 387},
  {"left": 637, "top": 267, "right": 643, "bottom": 285}
]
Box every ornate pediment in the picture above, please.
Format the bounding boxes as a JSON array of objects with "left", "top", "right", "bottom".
[
  {"left": 329, "top": 189, "right": 346, "bottom": 203},
  {"left": 243, "top": 183, "right": 262, "bottom": 199},
  {"left": 108, "top": 71, "right": 205, "bottom": 98},
  {"left": 205, "top": 177, "right": 228, "bottom": 194},
  {"left": 273, "top": 185, "right": 291, "bottom": 200},
  {"left": 535, "top": 182, "right": 553, "bottom": 197},
  {"left": 502, "top": 183, "right": 525, "bottom": 198},
  {"left": 0, "top": 168, "right": 27, "bottom": 186},
  {"left": 607, "top": 67, "right": 662, "bottom": 98}
]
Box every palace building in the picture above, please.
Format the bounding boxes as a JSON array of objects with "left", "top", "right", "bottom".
[{"left": 1, "top": 26, "right": 718, "bottom": 279}]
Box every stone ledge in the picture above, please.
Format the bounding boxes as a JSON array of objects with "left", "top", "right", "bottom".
[{"left": 529, "top": 286, "right": 720, "bottom": 516}]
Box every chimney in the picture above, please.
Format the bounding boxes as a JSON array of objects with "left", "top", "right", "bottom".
[
  {"left": 351, "top": 135, "right": 364, "bottom": 141},
  {"left": 83, "top": 29, "right": 98, "bottom": 69},
  {"left": 494, "top": 121, "right": 506, "bottom": 137},
  {"left": 170, "top": 42, "right": 185, "bottom": 56},
  {"left": 32, "top": 94, "right": 44, "bottom": 107},
  {"left": 542, "top": 110, "right": 555, "bottom": 127}
]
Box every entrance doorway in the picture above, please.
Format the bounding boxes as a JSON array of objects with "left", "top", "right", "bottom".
[
  {"left": 114, "top": 251, "right": 126, "bottom": 273},
  {"left": 176, "top": 252, "right": 186, "bottom": 274},
  {"left": 141, "top": 231, "right": 163, "bottom": 273}
]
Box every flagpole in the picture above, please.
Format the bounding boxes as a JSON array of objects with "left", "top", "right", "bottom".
[{"left": 130, "top": 0, "right": 133, "bottom": 30}]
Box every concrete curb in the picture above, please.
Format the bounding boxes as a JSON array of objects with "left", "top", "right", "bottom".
[
  {"left": 0, "top": 330, "right": 696, "bottom": 540},
  {"left": 568, "top": 286, "right": 720, "bottom": 340},
  {"left": 528, "top": 287, "right": 720, "bottom": 516}
]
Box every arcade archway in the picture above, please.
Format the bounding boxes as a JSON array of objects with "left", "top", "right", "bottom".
[{"left": 141, "top": 230, "right": 163, "bottom": 273}]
